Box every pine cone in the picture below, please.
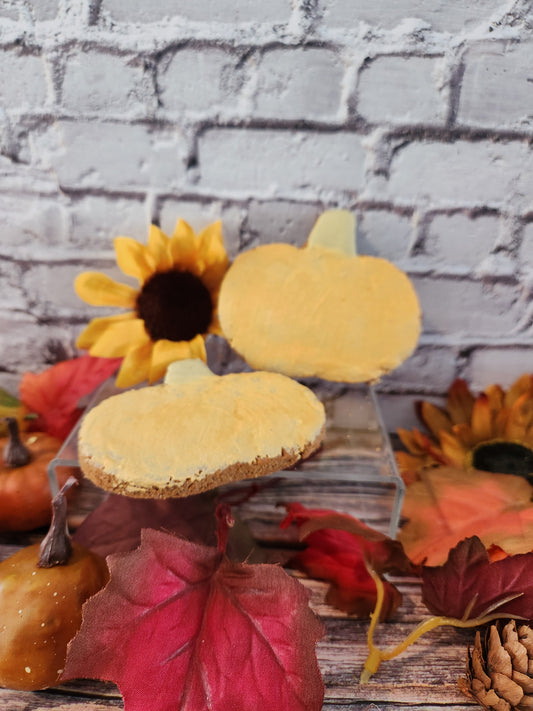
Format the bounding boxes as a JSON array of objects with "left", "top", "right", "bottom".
[{"left": 458, "top": 621, "right": 533, "bottom": 710}]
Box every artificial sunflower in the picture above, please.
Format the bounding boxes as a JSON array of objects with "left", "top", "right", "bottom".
[
  {"left": 75, "top": 219, "right": 229, "bottom": 388},
  {"left": 396, "top": 374, "right": 533, "bottom": 483}
]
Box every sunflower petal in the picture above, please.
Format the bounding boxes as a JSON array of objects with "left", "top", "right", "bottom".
[
  {"left": 397, "top": 427, "right": 429, "bottom": 456},
  {"left": 114, "top": 237, "right": 155, "bottom": 283},
  {"left": 484, "top": 383, "right": 505, "bottom": 412},
  {"left": 90, "top": 318, "right": 149, "bottom": 358},
  {"left": 505, "top": 374, "right": 533, "bottom": 408},
  {"left": 471, "top": 393, "right": 493, "bottom": 442},
  {"left": 76, "top": 313, "right": 135, "bottom": 350},
  {"left": 439, "top": 430, "right": 468, "bottom": 467},
  {"left": 451, "top": 422, "right": 476, "bottom": 449},
  {"left": 395, "top": 451, "right": 427, "bottom": 476},
  {"left": 187, "top": 334, "right": 207, "bottom": 361},
  {"left": 505, "top": 392, "right": 533, "bottom": 442},
  {"left": 148, "top": 336, "right": 207, "bottom": 384},
  {"left": 169, "top": 219, "right": 199, "bottom": 271},
  {"left": 75, "top": 272, "right": 138, "bottom": 308},
  {"left": 416, "top": 400, "right": 453, "bottom": 438},
  {"left": 197, "top": 220, "right": 228, "bottom": 272},
  {"left": 116, "top": 341, "right": 154, "bottom": 388},
  {"left": 201, "top": 259, "right": 230, "bottom": 294},
  {"left": 147, "top": 225, "right": 173, "bottom": 272},
  {"left": 493, "top": 408, "right": 510, "bottom": 439},
  {"left": 446, "top": 378, "right": 475, "bottom": 425}
]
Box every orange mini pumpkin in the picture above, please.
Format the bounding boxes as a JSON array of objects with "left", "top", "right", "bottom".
[
  {"left": 219, "top": 210, "right": 421, "bottom": 383},
  {"left": 0, "top": 418, "right": 75, "bottom": 532}
]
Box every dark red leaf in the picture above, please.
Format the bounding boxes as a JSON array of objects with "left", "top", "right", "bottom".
[
  {"left": 73, "top": 492, "right": 218, "bottom": 557},
  {"left": 422, "top": 536, "right": 533, "bottom": 620},
  {"left": 281, "top": 503, "right": 415, "bottom": 620},
  {"left": 19, "top": 355, "right": 120, "bottom": 440},
  {"left": 64, "top": 522, "right": 324, "bottom": 711}
]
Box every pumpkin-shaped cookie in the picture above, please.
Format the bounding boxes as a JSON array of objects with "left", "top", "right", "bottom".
[
  {"left": 218, "top": 210, "right": 421, "bottom": 383},
  {"left": 78, "top": 359, "right": 325, "bottom": 498}
]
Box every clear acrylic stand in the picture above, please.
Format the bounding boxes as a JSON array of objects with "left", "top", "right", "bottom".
[{"left": 48, "top": 380, "right": 405, "bottom": 538}]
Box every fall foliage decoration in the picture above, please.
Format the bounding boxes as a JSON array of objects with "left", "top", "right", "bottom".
[
  {"left": 0, "top": 478, "right": 109, "bottom": 690},
  {"left": 63, "top": 505, "right": 325, "bottom": 711},
  {"left": 398, "top": 466, "right": 533, "bottom": 566},
  {"left": 73, "top": 491, "right": 218, "bottom": 557},
  {"left": 458, "top": 621, "right": 533, "bottom": 710},
  {"left": 421, "top": 536, "right": 533, "bottom": 621},
  {"left": 397, "top": 374, "right": 533, "bottom": 483},
  {"left": 218, "top": 209, "right": 421, "bottom": 383},
  {"left": 280, "top": 503, "right": 414, "bottom": 620},
  {"left": 360, "top": 563, "right": 521, "bottom": 684},
  {"left": 0, "top": 418, "right": 75, "bottom": 532},
  {"left": 19, "top": 354, "right": 120, "bottom": 441},
  {"left": 360, "top": 536, "right": 533, "bottom": 683},
  {"left": 74, "top": 219, "right": 229, "bottom": 388}
]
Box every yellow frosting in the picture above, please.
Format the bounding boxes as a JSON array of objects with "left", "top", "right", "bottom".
[
  {"left": 78, "top": 360, "right": 325, "bottom": 495},
  {"left": 218, "top": 211, "right": 421, "bottom": 383}
]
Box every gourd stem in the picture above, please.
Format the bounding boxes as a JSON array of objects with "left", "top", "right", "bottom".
[
  {"left": 360, "top": 564, "right": 524, "bottom": 683},
  {"left": 38, "top": 476, "right": 78, "bottom": 568},
  {"left": 2, "top": 417, "right": 31, "bottom": 468}
]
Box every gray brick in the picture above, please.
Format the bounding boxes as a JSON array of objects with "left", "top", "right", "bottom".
[
  {"left": 357, "top": 55, "right": 448, "bottom": 126},
  {"left": 253, "top": 47, "right": 344, "bottom": 121},
  {"left": 386, "top": 140, "right": 532, "bottom": 208},
  {"left": 318, "top": 0, "right": 506, "bottom": 33},
  {"left": 0, "top": 196, "right": 68, "bottom": 249},
  {"left": 413, "top": 275, "right": 521, "bottom": 336},
  {"left": 245, "top": 201, "right": 322, "bottom": 247},
  {"left": 198, "top": 128, "right": 366, "bottom": 196},
  {"left": 425, "top": 213, "right": 500, "bottom": 269},
  {"left": 0, "top": 49, "right": 48, "bottom": 110},
  {"left": 468, "top": 347, "right": 533, "bottom": 391},
  {"left": 28, "top": 0, "right": 60, "bottom": 21},
  {"left": 519, "top": 222, "right": 533, "bottom": 269},
  {"left": 62, "top": 51, "right": 149, "bottom": 115},
  {"left": 68, "top": 195, "right": 149, "bottom": 247},
  {"left": 0, "top": 312, "right": 76, "bottom": 375},
  {"left": 101, "top": 0, "right": 292, "bottom": 24},
  {"left": 458, "top": 41, "right": 533, "bottom": 132},
  {"left": 158, "top": 48, "right": 243, "bottom": 114},
  {"left": 357, "top": 210, "right": 414, "bottom": 261},
  {"left": 378, "top": 344, "right": 457, "bottom": 393},
  {"left": 33, "top": 121, "right": 187, "bottom": 191}
]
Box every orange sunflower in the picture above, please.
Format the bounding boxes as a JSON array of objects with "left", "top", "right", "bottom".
[
  {"left": 397, "top": 374, "right": 533, "bottom": 483},
  {"left": 75, "top": 219, "right": 229, "bottom": 388}
]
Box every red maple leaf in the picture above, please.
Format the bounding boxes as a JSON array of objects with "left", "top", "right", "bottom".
[
  {"left": 281, "top": 503, "right": 415, "bottom": 620},
  {"left": 63, "top": 506, "right": 325, "bottom": 711},
  {"left": 19, "top": 355, "right": 120, "bottom": 440},
  {"left": 422, "top": 536, "right": 533, "bottom": 620}
]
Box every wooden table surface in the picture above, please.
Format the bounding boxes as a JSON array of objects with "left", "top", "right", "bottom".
[{"left": 0, "top": 474, "right": 479, "bottom": 711}]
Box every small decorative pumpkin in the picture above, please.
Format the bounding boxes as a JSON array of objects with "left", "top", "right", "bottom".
[
  {"left": 218, "top": 209, "right": 421, "bottom": 383},
  {"left": 0, "top": 478, "right": 109, "bottom": 690},
  {"left": 0, "top": 418, "right": 75, "bottom": 532}
]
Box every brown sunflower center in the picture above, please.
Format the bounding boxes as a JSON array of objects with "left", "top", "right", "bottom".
[
  {"left": 471, "top": 440, "right": 533, "bottom": 482},
  {"left": 136, "top": 270, "right": 213, "bottom": 342}
]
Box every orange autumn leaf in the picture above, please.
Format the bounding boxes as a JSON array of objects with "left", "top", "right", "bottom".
[
  {"left": 19, "top": 355, "right": 120, "bottom": 440},
  {"left": 398, "top": 466, "right": 533, "bottom": 566}
]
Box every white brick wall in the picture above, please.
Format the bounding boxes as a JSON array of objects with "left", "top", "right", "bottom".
[{"left": 1, "top": 0, "right": 533, "bottom": 431}]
